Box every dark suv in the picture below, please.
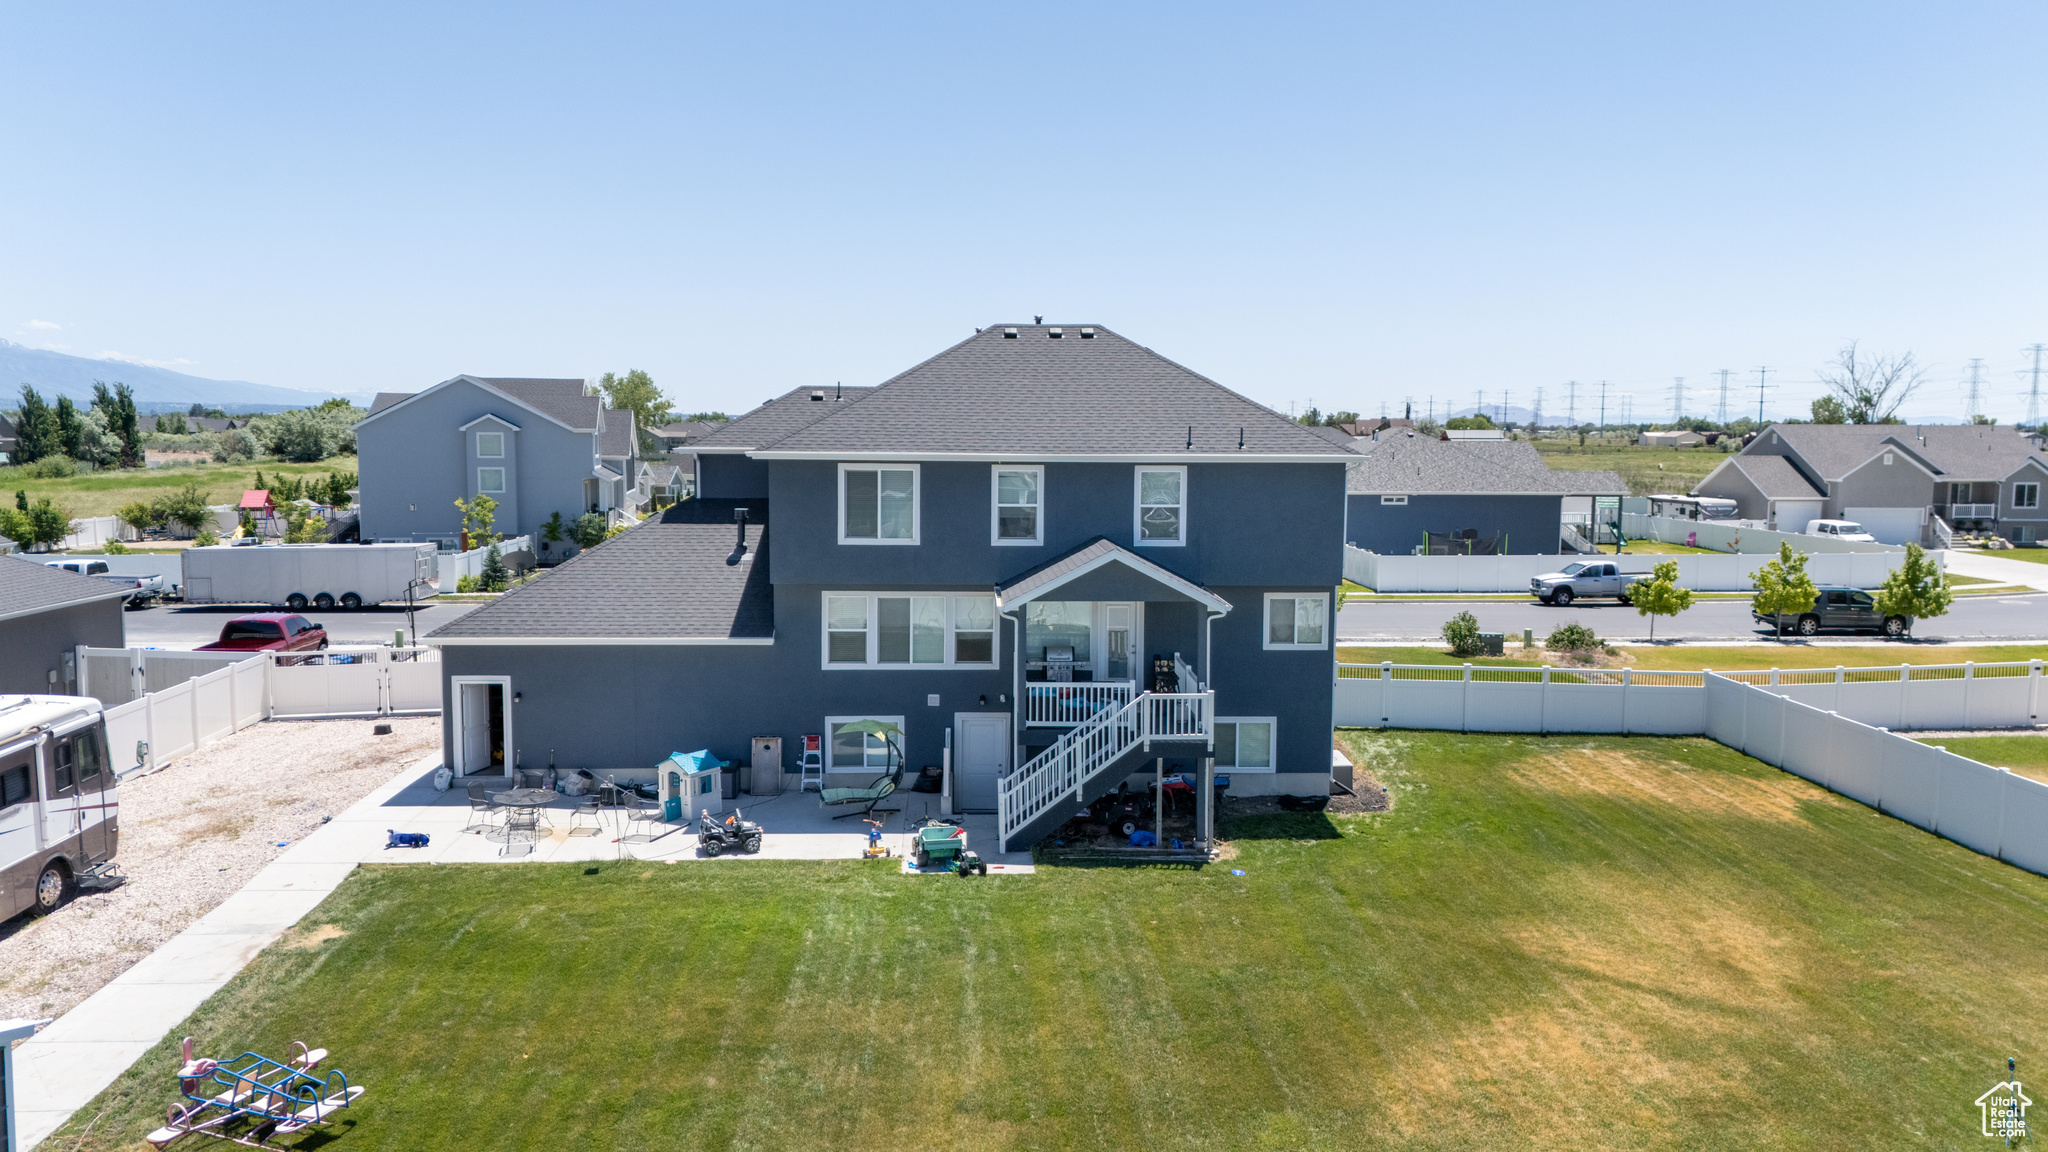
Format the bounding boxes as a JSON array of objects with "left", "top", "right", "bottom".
[{"left": 1753, "top": 586, "right": 1910, "bottom": 637}]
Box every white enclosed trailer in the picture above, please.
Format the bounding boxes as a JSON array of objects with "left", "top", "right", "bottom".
[{"left": 181, "top": 542, "right": 439, "bottom": 610}]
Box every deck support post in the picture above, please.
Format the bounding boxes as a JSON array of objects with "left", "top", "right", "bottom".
[{"left": 1154, "top": 756, "right": 1164, "bottom": 846}]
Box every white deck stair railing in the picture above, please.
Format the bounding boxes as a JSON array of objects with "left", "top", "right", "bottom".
[{"left": 997, "top": 688, "right": 1213, "bottom": 852}]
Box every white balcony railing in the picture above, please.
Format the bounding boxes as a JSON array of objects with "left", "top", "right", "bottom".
[
  {"left": 1023, "top": 680, "right": 1135, "bottom": 726},
  {"left": 1943, "top": 503, "right": 1998, "bottom": 520}
]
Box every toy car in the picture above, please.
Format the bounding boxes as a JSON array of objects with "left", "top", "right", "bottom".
[{"left": 697, "top": 809, "right": 763, "bottom": 856}]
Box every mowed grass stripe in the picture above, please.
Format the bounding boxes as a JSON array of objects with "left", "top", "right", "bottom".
[{"left": 52, "top": 733, "right": 2048, "bottom": 1151}]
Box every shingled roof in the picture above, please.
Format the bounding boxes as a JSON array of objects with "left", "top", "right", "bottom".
[
  {"left": 1346, "top": 431, "right": 1626, "bottom": 495},
  {"left": 691, "top": 385, "right": 877, "bottom": 453},
  {"left": 427, "top": 499, "right": 773, "bottom": 643},
  {"left": 747, "top": 324, "right": 1352, "bottom": 460},
  {"left": 363, "top": 376, "right": 602, "bottom": 431},
  {"left": 1718, "top": 454, "right": 1825, "bottom": 499},
  {"left": 1764, "top": 423, "right": 2047, "bottom": 480},
  {"left": 0, "top": 555, "right": 132, "bottom": 623}
]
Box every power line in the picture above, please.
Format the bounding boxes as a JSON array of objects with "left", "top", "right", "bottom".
[{"left": 1716, "top": 369, "right": 1733, "bottom": 425}]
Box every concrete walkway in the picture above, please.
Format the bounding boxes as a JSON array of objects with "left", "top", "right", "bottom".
[
  {"left": 15, "top": 757, "right": 1026, "bottom": 1149},
  {"left": 1941, "top": 548, "right": 2048, "bottom": 592}
]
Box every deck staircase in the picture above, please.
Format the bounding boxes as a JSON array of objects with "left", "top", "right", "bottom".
[
  {"left": 997, "top": 665, "right": 1213, "bottom": 852},
  {"left": 1560, "top": 523, "right": 1599, "bottom": 554}
]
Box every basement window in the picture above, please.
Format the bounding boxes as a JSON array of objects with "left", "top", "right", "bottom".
[{"left": 1213, "top": 719, "right": 1275, "bottom": 771}]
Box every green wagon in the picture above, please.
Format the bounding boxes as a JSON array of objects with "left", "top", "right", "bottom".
[{"left": 912, "top": 823, "right": 986, "bottom": 875}]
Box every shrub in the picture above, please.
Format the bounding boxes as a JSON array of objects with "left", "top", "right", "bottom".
[
  {"left": 26, "top": 454, "right": 80, "bottom": 479},
  {"left": 1546, "top": 623, "right": 1600, "bottom": 652},
  {"left": 212, "top": 428, "right": 259, "bottom": 462},
  {"left": 572, "top": 512, "right": 607, "bottom": 550},
  {"left": 456, "top": 574, "right": 480, "bottom": 593},
  {"left": 193, "top": 526, "right": 219, "bottom": 547},
  {"left": 1441, "top": 611, "right": 1483, "bottom": 656},
  {"left": 480, "top": 542, "right": 509, "bottom": 592},
  {"left": 102, "top": 540, "right": 130, "bottom": 554},
  {"left": 254, "top": 409, "right": 339, "bottom": 462},
  {"left": 158, "top": 480, "right": 214, "bottom": 535},
  {"left": 117, "top": 500, "right": 163, "bottom": 534}
]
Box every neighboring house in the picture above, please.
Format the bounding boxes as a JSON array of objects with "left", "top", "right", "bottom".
[
  {"left": 1693, "top": 423, "right": 2048, "bottom": 544},
  {"left": 1639, "top": 429, "right": 1702, "bottom": 447},
  {"left": 354, "top": 376, "right": 640, "bottom": 558},
  {"left": 0, "top": 556, "right": 127, "bottom": 696},
  {"left": 651, "top": 420, "right": 723, "bottom": 450},
  {"left": 1344, "top": 428, "right": 1627, "bottom": 554},
  {"left": 189, "top": 417, "right": 245, "bottom": 434},
  {"left": 425, "top": 322, "right": 1354, "bottom": 848},
  {"left": 637, "top": 462, "right": 688, "bottom": 505},
  {"left": 1336, "top": 418, "right": 1412, "bottom": 437}
]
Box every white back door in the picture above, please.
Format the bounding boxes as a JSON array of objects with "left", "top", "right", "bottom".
[{"left": 953, "top": 713, "right": 1009, "bottom": 813}]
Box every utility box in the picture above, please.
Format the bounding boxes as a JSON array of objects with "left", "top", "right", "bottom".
[
  {"left": 1478, "top": 633, "right": 1506, "bottom": 657},
  {"left": 750, "top": 736, "right": 782, "bottom": 796}
]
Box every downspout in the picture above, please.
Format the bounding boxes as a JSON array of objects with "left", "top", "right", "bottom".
[
  {"left": 1004, "top": 608, "right": 1022, "bottom": 767},
  {"left": 1203, "top": 610, "right": 1223, "bottom": 690}
]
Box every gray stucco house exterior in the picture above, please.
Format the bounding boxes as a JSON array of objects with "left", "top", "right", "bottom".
[
  {"left": 0, "top": 557, "right": 127, "bottom": 697},
  {"left": 425, "top": 323, "right": 1353, "bottom": 849},
  {"left": 1344, "top": 427, "right": 1627, "bottom": 554},
  {"left": 1693, "top": 423, "right": 2048, "bottom": 545},
  {"left": 354, "top": 376, "right": 641, "bottom": 560}
]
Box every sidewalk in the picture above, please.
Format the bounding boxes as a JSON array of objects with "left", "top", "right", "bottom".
[
  {"left": 13, "top": 756, "right": 1025, "bottom": 1149},
  {"left": 1941, "top": 549, "right": 2048, "bottom": 592}
]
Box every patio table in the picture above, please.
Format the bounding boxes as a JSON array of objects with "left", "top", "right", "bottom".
[{"left": 486, "top": 788, "right": 560, "bottom": 849}]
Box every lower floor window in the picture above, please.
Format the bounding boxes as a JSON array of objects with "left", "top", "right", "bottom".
[
  {"left": 828, "top": 716, "right": 904, "bottom": 771},
  {"left": 1213, "top": 718, "right": 1274, "bottom": 770}
]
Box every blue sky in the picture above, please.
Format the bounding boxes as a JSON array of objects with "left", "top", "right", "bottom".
[{"left": 3, "top": 2, "right": 2045, "bottom": 423}]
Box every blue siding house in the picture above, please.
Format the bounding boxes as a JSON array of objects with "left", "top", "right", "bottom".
[
  {"left": 354, "top": 376, "right": 641, "bottom": 560},
  {"left": 1345, "top": 427, "right": 1627, "bottom": 554},
  {"left": 426, "top": 324, "right": 1353, "bottom": 849}
]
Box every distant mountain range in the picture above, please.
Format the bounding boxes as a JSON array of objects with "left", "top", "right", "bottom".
[{"left": 0, "top": 340, "right": 370, "bottom": 413}]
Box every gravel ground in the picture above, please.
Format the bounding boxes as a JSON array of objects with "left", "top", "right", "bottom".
[{"left": 0, "top": 717, "right": 439, "bottom": 1023}]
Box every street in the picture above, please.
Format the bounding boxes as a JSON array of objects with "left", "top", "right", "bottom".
[
  {"left": 1338, "top": 592, "right": 2048, "bottom": 643},
  {"left": 123, "top": 600, "right": 486, "bottom": 649}
]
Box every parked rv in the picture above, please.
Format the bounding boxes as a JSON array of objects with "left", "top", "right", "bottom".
[
  {"left": 1646, "top": 495, "right": 1740, "bottom": 522},
  {"left": 181, "top": 542, "right": 438, "bottom": 610},
  {"left": 1, "top": 694, "right": 121, "bottom": 919}
]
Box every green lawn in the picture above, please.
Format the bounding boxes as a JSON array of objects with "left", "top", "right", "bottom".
[
  {"left": 1911, "top": 735, "right": 2048, "bottom": 785},
  {"left": 1957, "top": 545, "right": 2048, "bottom": 565},
  {"left": 1338, "top": 643, "right": 2048, "bottom": 670},
  {"left": 1615, "top": 539, "right": 1722, "bottom": 555},
  {"left": 53, "top": 733, "right": 2048, "bottom": 1150},
  {"left": 0, "top": 455, "right": 356, "bottom": 520},
  {"left": 1532, "top": 441, "right": 1727, "bottom": 496}
]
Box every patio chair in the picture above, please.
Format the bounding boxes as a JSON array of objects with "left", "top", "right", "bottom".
[
  {"left": 819, "top": 772, "right": 900, "bottom": 820},
  {"left": 463, "top": 784, "right": 497, "bottom": 834}
]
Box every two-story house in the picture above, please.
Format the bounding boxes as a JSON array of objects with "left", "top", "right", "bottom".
[
  {"left": 424, "top": 324, "right": 1353, "bottom": 850},
  {"left": 1693, "top": 423, "right": 2048, "bottom": 544},
  {"left": 355, "top": 376, "right": 641, "bottom": 558}
]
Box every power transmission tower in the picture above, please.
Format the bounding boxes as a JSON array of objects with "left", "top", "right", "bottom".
[
  {"left": 1965, "top": 358, "right": 1984, "bottom": 422},
  {"left": 1716, "top": 369, "right": 1733, "bottom": 425},
  {"left": 1566, "top": 380, "right": 1579, "bottom": 427},
  {"left": 1502, "top": 390, "right": 1512, "bottom": 428},
  {"left": 1427, "top": 395, "right": 1434, "bottom": 422},
  {"left": 1754, "top": 367, "right": 1772, "bottom": 425},
  {"left": 1533, "top": 385, "right": 1545, "bottom": 429},
  {"left": 2025, "top": 346, "right": 2045, "bottom": 426},
  {"left": 1598, "top": 381, "right": 1608, "bottom": 439},
  {"left": 1671, "top": 377, "right": 1685, "bottom": 424},
  {"left": 1475, "top": 389, "right": 1485, "bottom": 421}
]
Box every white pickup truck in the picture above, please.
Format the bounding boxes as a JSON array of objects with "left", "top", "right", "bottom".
[
  {"left": 44, "top": 558, "right": 166, "bottom": 607},
  {"left": 1529, "top": 560, "right": 1643, "bottom": 606}
]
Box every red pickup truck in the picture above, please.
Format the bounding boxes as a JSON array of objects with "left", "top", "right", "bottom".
[{"left": 195, "top": 613, "right": 330, "bottom": 653}]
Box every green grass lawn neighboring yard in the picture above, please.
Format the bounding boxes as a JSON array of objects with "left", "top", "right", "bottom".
[
  {"left": 0, "top": 456, "right": 356, "bottom": 520},
  {"left": 1532, "top": 441, "right": 1727, "bottom": 496},
  {"left": 1338, "top": 643, "right": 2048, "bottom": 670},
  {"left": 53, "top": 733, "right": 2048, "bottom": 1151},
  {"left": 1957, "top": 545, "right": 2048, "bottom": 565},
  {"left": 1911, "top": 735, "right": 2048, "bottom": 786}
]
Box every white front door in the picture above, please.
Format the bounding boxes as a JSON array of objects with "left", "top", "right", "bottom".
[
  {"left": 455, "top": 679, "right": 510, "bottom": 775},
  {"left": 953, "top": 713, "right": 1009, "bottom": 813}
]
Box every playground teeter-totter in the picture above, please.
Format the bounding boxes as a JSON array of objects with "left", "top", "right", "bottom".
[{"left": 146, "top": 1036, "right": 363, "bottom": 1148}]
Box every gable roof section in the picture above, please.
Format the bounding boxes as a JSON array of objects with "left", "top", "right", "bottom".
[
  {"left": 597, "top": 410, "right": 636, "bottom": 457},
  {"left": 459, "top": 413, "right": 520, "bottom": 432},
  {"left": 0, "top": 555, "right": 132, "bottom": 624},
  {"left": 355, "top": 375, "right": 600, "bottom": 433},
  {"left": 1346, "top": 433, "right": 1626, "bottom": 495},
  {"left": 1761, "top": 423, "right": 2045, "bottom": 480},
  {"left": 751, "top": 324, "right": 1353, "bottom": 460},
  {"left": 1717, "top": 454, "right": 1824, "bottom": 499},
  {"left": 691, "top": 386, "right": 878, "bottom": 453},
  {"left": 426, "top": 499, "right": 774, "bottom": 644},
  {"left": 995, "top": 537, "right": 1233, "bottom": 614}
]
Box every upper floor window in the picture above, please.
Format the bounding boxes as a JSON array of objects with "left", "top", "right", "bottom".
[
  {"left": 1265, "top": 593, "right": 1328, "bottom": 649},
  {"left": 2016, "top": 482, "right": 2040, "bottom": 510},
  {"left": 840, "top": 464, "right": 919, "bottom": 544},
  {"left": 993, "top": 466, "right": 1043, "bottom": 545},
  {"left": 478, "top": 468, "right": 506, "bottom": 494},
  {"left": 477, "top": 432, "right": 504, "bottom": 458},
  {"left": 823, "top": 592, "right": 998, "bottom": 668},
  {"left": 1135, "top": 467, "right": 1185, "bottom": 547}
]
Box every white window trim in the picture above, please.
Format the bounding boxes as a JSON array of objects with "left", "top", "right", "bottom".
[
  {"left": 819, "top": 591, "right": 1000, "bottom": 670},
  {"left": 477, "top": 432, "right": 505, "bottom": 458},
  {"left": 477, "top": 467, "right": 506, "bottom": 494},
  {"left": 1380, "top": 494, "right": 1409, "bottom": 505},
  {"left": 838, "top": 463, "right": 921, "bottom": 545},
  {"left": 2015, "top": 482, "right": 2040, "bottom": 510},
  {"left": 991, "top": 464, "right": 1045, "bottom": 546},
  {"left": 1213, "top": 716, "right": 1277, "bottom": 773},
  {"left": 1262, "top": 592, "right": 1330, "bottom": 651},
  {"left": 1134, "top": 465, "right": 1187, "bottom": 548},
  {"left": 825, "top": 715, "right": 905, "bottom": 773}
]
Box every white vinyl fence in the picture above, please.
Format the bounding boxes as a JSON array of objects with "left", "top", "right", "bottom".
[
  {"left": 56, "top": 515, "right": 136, "bottom": 551},
  {"left": 1621, "top": 513, "right": 1913, "bottom": 556},
  {"left": 93, "top": 646, "right": 442, "bottom": 776},
  {"left": 437, "top": 535, "right": 532, "bottom": 587},
  {"left": 1336, "top": 659, "right": 2048, "bottom": 877},
  {"left": 1346, "top": 548, "right": 1921, "bottom": 593}
]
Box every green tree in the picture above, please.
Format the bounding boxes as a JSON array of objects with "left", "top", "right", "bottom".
[
  {"left": 1440, "top": 610, "right": 1483, "bottom": 657},
  {"left": 1810, "top": 395, "right": 1847, "bottom": 424},
  {"left": 1874, "top": 543, "right": 1951, "bottom": 635},
  {"left": 280, "top": 502, "right": 327, "bottom": 543},
  {"left": 1749, "top": 541, "right": 1819, "bottom": 640},
  {"left": 1629, "top": 560, "right": 1695, "bottom": 641},
  {"left": 258, "top": 408, "right": 339, "bottom": 462},
  {"left": 480, "top": 541, "right": 510, "bottom": 592},
  {"left": 541, "top": 510, "right": 566, "bottom": 557},
  {"left": 193, "top": 525, "right": 220, "bottom": 547},
  {"left": 0, "top": 506, "right": 28, "bottom": 548},
  {"left": 13, "top": 387, "right": 58, "bottom": 463},
  {"left": 117, "top": 500, "right": 163, "bottom": 535},
  {"left": 454, "top": 493, "right": 499, "bottom": 548},
  {"left": 158, "top": 480, "right": 214, "bottom": 536},
  {"left": 156, "top": 413, "right": 190, "bottom": 433},
  {"left": 572, "top": 511, "right": 607, "bottom": 549},
  {"left": 321, "top": 471, "right": 356, "bottom": 507},
  {"left": 681, "top": 411, "right": 730, "bottom": 422},
  {"left": 1818, "top": 342, "right": 1923, "bottom": 424},
  {"left": 211, "top": 428, "right": 258, "bottom": 463},
  {"left": 1446, "top": 413, "right": 1496, "bottom": 430},
  {"left": 92, "top": 381, "right": 141, "bottom": 467},
  {"left": 597, "top": 370, "right": 672, "bottom": 449},
  {"left": 54, "top": 395, "right": 85, "bottom": 460},
  {"left": 269, "top": 473, "right": 305, "bottom": 502},
  {"left": 21, "top": 496, "right": 74, "bottom": 551}
]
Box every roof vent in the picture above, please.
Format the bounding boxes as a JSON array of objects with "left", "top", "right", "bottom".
[
  {"left": 1080, "top": 327, "right": 1095, "bottom": 338},
  {"left": 1048, "top": 327, "right": 1063, "bottom": 339},
  {"left": 1003, "top": 327, "right": 1018, "bottom": 338},
  {"left": 810, "top": 391, "right": 824, "bottom": 402}
]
